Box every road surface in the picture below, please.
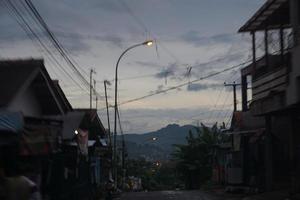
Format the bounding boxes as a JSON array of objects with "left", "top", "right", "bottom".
[{"left": 119, "top": 190, "right": 240, "bottom": 200}]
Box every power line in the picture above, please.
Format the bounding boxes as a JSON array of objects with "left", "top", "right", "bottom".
[
  {"left": 225, "top": 112, "right": 234, "bottom": 128},
  {"left": 213, "top": 90, "right": 231, "bottom": 124},
  {"left": 2, "top": 0, "right": 59, "bottom": 79},
  {"left": 99, "top": 48, "right": 252, "bottom": 87},
  {"left": 117, "top": 0, "right": 257, "bottom": 74},
  {"left": 3, "top": 0, "right": 89, "bottom": 94},
  {"left": 98, "top": 58, "right": 253, "bottom": 111},
  {"left": 122, "top": 60, "right": 250, "bottom": 104},
  {"left": 206, "top": 70, "right": 240, "bottom": 124},
  {"left": 24, "top": 0, "right": 94, "bottom": 94},
  {"left": 118, "top": 0, "right": 183, "bottom": 64}
]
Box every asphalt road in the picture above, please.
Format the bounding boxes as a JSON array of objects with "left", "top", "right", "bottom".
[{"left": 119, "top": 190, "right": 235, "bottom": 200}]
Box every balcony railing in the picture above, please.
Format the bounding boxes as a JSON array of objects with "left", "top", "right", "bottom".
[{"left": 252, "top": 66, "right": 288, "bottom": 101}]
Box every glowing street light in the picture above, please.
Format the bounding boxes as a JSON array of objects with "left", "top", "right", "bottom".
[
  {"left": 113, "top": 39, "right": 154, "bottom": 186},
  {"left": 143, "top": 40, "right": 153, "bottom": 46}
]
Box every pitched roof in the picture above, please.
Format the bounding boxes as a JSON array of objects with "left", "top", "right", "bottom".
[
  {"left": 0, "top": 59, "right": 41, "bottom": 107},
  {"left": 52, "top": 80, "right": 73, "bottom": 113},
  {"left": 60, "top": 109, "right": 106, "bottom": 140},
  {"left": 61, "top": 111, "right": 86, "bottom": 140},
  {"left": 0, "top": 59, "right": 70, "bottom": 116},
  {"left": 239, "top": 0, "right": 290, "bottom": 32},
  {"left": 74, "top": 109, "right": 106, "bottom": 137}
]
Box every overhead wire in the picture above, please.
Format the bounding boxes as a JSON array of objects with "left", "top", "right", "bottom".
[
  {"left": 212, "top": 89, "right": 232, "bottom": 124},
  {"left": 3, "top": 0, "right": 90, "bottom": 94},
  {"left": 205, "top": 69, "right": 240, "bottom": 124},
  {"left": 97, "top": 57, "right": 253, "bottom": 111},
  {"left": 4, "top": 0, "right": 266, "bottom": 127},
  {"left": 203, "top": 38, "right": 265, "bottom": 125},
  {"left": 117, "top": 0, "right": 183, "bottom": 64},
  {"left": 23, "top": 0, "right": 103, "bottom": 98},
  {"left": 2, "top": 0, "right": 59, "bottom": 79}
]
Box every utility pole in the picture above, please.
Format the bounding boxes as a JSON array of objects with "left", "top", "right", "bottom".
[
  {"left": 90, "top": 69, "right": 95, "bottom": 110},
  {"left": 104, "top": 80, "right": 114, "bottom": 186},
  {"left": 94, "top": 80, "right": 98, "bottom": 110},
  {"left": 104, "top": 80, "right": 113, "bottom": 168},
  {"left": 224, "top": 81, "right": 241, "bottom": 112},
  {"left": 104, "top": 80, "right": 112, "bottom": 146},
  {"left": 116, "top": 107, "right": 126, "bottom": 190}
]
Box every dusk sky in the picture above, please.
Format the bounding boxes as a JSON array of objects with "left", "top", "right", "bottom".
[{"left": 0, "top": 0, "right": 265, "bottom": 133}]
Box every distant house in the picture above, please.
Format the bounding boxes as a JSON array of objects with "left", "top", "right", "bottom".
[
  {"left": 0, "top": 59, "right": 69, "bottom": 117},
  {"left": 0, "top": 59, "right": 110, "bottom": 199},
  {"left": 237, "top": 0, "right": 300, "bottom": 193},
  {"left": 0, "top": 59, "right": 111, "bottom": 199},
  {"left": 224, "top": 111, "right": 265, "bottom": 192},
  {"left": 0, "top": 59, "right": 69, "bottom": 156},
  {"left": 58, "top": 108, "right": 111, "bottom": 197},
  {"left": 0, "top": 59, "right": 72, "bottom": 199}
]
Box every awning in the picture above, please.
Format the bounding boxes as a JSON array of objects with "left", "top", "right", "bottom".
[
  {"left": 65, "top": 140, "right": 96, "bottom": 147},
  {"left": 20, "top": 122, "right": 61, "bottom": 156},
  {"left": 0, "top": 111, "right": 23, "bottom": 133}
]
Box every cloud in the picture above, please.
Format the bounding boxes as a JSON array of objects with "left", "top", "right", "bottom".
[
  {"left": 191, "top": 52, "right": 245, "bottom": 75},
  {"left": 0, "top": 29, "right": 124, "bottom": 54},
  {"left": 55, "top": 31, "right": 125, "bottom": 48},
  {"left": 62, "top": 0, "right": 127, "bottom": 13},
  {"left": 0, "top": 1, "right": 125, "bottom": 52},
  {"left": 0, "top": 25, "right": 92, "bottom": 54},
  {"left": 181, "top": 30, "right": 239, "bottom": 47},
  {"left": 155, "top": 68, "right": 175, "bottom": 79},
  {"left": 149, "top": 50, "right": 245, "bottom": 85},
  {"left": 135, "top": 61, "right": 162, "bottom": 68},
  {"left": 154, "top": 62, "right": 179, "bottom": 79},
  {"left": 148, "top": 84, "right": 167, "bottom": 95},
  {"left": 187, "top": 83, "right": 221, "bottom": 92},
  {"left": 99, "top": 107, "right": 232, "bottom": 134}
]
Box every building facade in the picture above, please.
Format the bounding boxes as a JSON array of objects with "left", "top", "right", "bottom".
[{"left": 238, "top": 0, "right": 300, "bottom": 193}]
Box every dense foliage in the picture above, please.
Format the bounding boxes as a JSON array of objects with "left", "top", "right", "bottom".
[
  {"left": 172, "top": 123, "right": 228, "bottom": 189},
  {"left": 124, "top": 123, "right": 229, "bottom": 191}
]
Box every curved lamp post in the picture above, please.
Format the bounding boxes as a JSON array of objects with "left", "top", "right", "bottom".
[{"left": 113, "top": 40, "right": 153, "bottom": 185}]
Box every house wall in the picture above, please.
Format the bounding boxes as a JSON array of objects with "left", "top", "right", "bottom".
[
  {"left": 287, "top": 0, "right": 300, "bottom": 105},
  {"left": 8, "top": 84, "right": 42, "bottom": 117}
]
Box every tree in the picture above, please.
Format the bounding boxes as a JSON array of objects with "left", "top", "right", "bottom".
[{"left": 172, "top": 123, "right": 228, "bottom": 189}]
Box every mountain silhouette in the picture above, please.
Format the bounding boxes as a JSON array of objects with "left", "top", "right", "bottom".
[{"left": 118, "top": 124, "right": 198, "bottom": 161}]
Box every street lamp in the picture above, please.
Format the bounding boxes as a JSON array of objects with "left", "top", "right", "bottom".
[{"left": 113, "top": 40, "right": 153, "bottom": 186}]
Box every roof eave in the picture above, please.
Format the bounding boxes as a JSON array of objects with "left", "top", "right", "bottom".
[{"left": 238, "top": 0, "right": 289, "bottom": 33}]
